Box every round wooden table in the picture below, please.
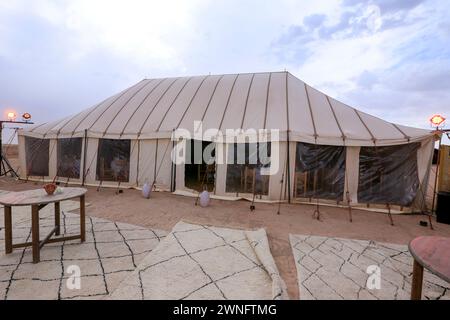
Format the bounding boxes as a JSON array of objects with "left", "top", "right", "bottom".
[
  {"left": 408, "top": 236, "right": 450, "bottom": 300},
  {"left": 0, "top": 187, "right": 87, "bottom": 263}
]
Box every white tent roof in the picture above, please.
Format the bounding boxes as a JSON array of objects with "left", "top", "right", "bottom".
[{"left": 21, "top": 71, "right": 433, "bottom": 146}]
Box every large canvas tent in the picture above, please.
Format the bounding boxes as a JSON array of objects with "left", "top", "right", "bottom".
[{"left": 18, "top": 71, "right": 436, "bottom": 212}]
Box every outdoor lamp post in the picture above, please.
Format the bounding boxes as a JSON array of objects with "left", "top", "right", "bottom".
[
  {"left": 430, "top": 114, "right": 448, "bottom": 214},
  {"left": 0, "top": 110, "right": 34, "bottom": 177}
]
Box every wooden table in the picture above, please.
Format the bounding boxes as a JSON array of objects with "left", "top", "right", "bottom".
[
  {"left": 408, "top": 236, "right": 450, "bottom": 300},
  {"left": 0, "top": 187, "right": 87, "bottom": 263}
]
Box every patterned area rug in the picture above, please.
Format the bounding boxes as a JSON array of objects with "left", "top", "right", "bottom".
[
  {"left": 109, "top": 221, "right": 288, "bottom": 300},
  {"left": 0, "top": 202, "right": 167, "bottom": 300},
  {"left": 290, "top": 234, "right": 450, "bottom": 300}
]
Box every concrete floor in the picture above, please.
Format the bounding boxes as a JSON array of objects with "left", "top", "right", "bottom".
[{"left": 1, "top": 177, "right": 450, "bottom": 299}]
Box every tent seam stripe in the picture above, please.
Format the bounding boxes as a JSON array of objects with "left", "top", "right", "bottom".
[
  {"left": 304, "top": 84, "right": 318, "bottom": 139},
  {"left": 102, "top": 79, "right": 156, "bottom": 137},
  {"left": 137, "top": 78, "right": 180, "bottom": 137},
  {"left": 72, "top": 81, "right": 144, "bottom": 136},
  {"left": 263, "top": 73, "right": 272, "bottom": 130},
  {"left": 353, "top": 109, "right": 376, "bottom": 144},
  {"left": 200, "top": 75, "right": 225, "bottom": 122},
  {"left": 326, "top": 96, "right": 345, "bottom": 140},
  {"left": 156, "top": 77, "right": 194, "bottom": 131},
  {"left": 85, "top": 80, "right": 147, "bottom": 133},
  {"left": 120, "top": 78, "right": 166, "bottom": 137},
  {"left": 218, "top": 74, "right": 239, "bottom": 131},
  {"left": 391, "top": 123, "right": 410, "bottom": 141},
  {"left": 175, "top": 75, "right": 210, "bottom": 129},
  {"left": 285, "top": 72, "right": 290, "bottom": 132},
  {"left": 240, "top": 73, "right": 256, "bottom": 129}
]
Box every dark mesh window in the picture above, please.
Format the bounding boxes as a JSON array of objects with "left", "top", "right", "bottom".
[
  {"left": 358, "top": 143, "right": 420, "bottom": 206},
  {"left": 96, "top": 139, "right": 131, "bottom": 182},
  {"left": 295, "top": 142, "right": 346, "bottom": 201},
  {"left": 225, "top": 143, "right": 270, "bottom": 195},
  {"left": 25, "top": 137, "right": 49, "bottom": 176},
  {"left": 184, "top": 140, "right": 216, "bottom": 192},
  {"left": 57, "top": 138, "right": 82, "bottom": 179}
]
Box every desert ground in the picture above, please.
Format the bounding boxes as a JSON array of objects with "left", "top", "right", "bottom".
[{"left": 1, "top": 145, "right": 449, "bottom": 299}]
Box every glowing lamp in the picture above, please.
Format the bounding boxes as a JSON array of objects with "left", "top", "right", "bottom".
[
  {"left": 7, "top": 112, "right": 16, "bottom": 121},
  {"left": 430, "top": 115, "right": 445, "bottom": 127},
  {"left": 22, "top": 113, "right": 32, "bottom": 121}
]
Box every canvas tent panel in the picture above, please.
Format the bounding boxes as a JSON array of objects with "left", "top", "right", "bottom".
[
  {"left": 306, "top": 85, "right": 342, "bottom": 139},
  {"left": 358, "top": 143, "right": 421, "bottom": 206},
  {"left": 69, "top": 83, "right": 142, "bottom": 135},
  {"left": 105, "top": 79, "right": 160, "bottom": 136},
  {"left": 417, "top": 136, "right": 434, "bottom": 184},
  {"left": 140, "top": 77, "right": 190, "bottom": 134},
  {"left": 25, "top": 137, "right": 49, "bottom": 177},
  {"left": 121, "top": 78, "right": 176, "bottom": 136},
  {"left": 396, "top": 124, "right": 435, "bottom": 141},
  {"left": 242, "top": 73, "right": 270, "bottom": 130},
  {"left": 178, "top": 75, "right": 223, "bottom": 131},
  {"left": 345, "top": 146, "right": 360, "bottom": 203},
  {"left": 357, "top": 111, "right": 404, "bottom": 141},
  {"left": 137, "top": 140, "right": 157, "bottom": 185},
  {"left": 29, "top": 116, "right": 70, "bottom": 137},
  {"left": 128, "top": 140, "right": 140, "bottom": 185},
  {"left": 51, "top": 104, "right": 101, "bottom": 137},
  {"left": 159, "top": 76, "right": 208, "bottom": 132},
  {"left": 328, "top": 98, "right": 373, "bottom": 142},
  {"left": 153, "top": 139, "right": 173, "bottom": 190},
  {"left": 83, "top": 138, "right": 99, "bottom": 184},
  {"left": 265, "top": 72, "right": 287, "bottom": 131},
  {"left": 49, "top": 139, "right": 57, "bottom": 179},
  {"left": 295, "top": 142, "right": 346, "bottom": 201},
  {"left": 18, "top": 135, "right": 26, "bottom": 178},
  {"left": 89, "top": 80, "right": 150, "bottom": 135},
  {"left": 202, "top": 74, "right": 238, "bottom": 132},
  {"left": 220, "top": 74, "right": 253, "bottom": 130},
  {"left": 286, "top": 74, "right": 315, "bottom": 139}
]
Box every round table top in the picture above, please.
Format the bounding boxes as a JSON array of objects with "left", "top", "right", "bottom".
[
  {"left": 409, "top": 236, "right": 450, "bottom": 283},
  {"left": 0, "top": 187, "right": 87, "bottom": 206}
]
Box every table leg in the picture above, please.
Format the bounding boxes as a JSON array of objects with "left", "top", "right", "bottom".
[
  {"left": 411, "top": 259, "right": 424, "bottom": 300},
  {"left": 80, "top": 195, "right": 85, "bottom": 242},
  {"left": 31, "top": 205, "right": 40, "bottom": 263},
  {"left": 4, "top": 206, "right": 12, "bottom": 254},
  {"left": 54, "top": 202, "right": 61, "bottom": 236}
]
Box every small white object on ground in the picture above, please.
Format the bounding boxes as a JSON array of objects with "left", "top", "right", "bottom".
[
  {"left": 142, "top": 182, "right": 151, "bottom": 199},
  {"left": 199, "top": 190, "right": 210, "bottom": 207}
]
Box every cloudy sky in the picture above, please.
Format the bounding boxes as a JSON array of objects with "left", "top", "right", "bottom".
[{"left": 0, "top": 0, "right": 449, "bottom": 143}]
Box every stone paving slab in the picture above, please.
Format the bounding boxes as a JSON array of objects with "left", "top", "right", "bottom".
[
  {"left": 0, "top": 203, "right": 167, "bottom": 300},
  {"left": 290, "top": 234, "right": 450, "bottom": 300},
  {"left": 109, "top": 221, "right": 289, "bottom": 300}
]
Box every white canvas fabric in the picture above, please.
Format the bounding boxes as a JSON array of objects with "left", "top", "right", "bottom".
[
  {"left": 19, "top": 72, "right": 432, "bottom": 146},
  {"left": 17, "top": 71, "right": 437, "bottom": 210}
]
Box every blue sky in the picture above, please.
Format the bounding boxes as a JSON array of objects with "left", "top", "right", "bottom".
[{"left": 0, "top": 0, "right": 449, "bottom": 143}]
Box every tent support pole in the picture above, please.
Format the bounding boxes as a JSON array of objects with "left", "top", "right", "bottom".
[
  {"left": 81, "top": 129, "right": 88, "bottom": 186},
  {"left": 431, "top": 132, "right": 442, "bottom": 214},
  {"left": 287, "top": 131, "right": 291, "bottom": 204},
  {"left": 97, "top": 180, "right": 102, "bottom": 192},
  {"left": 387, "top": 203, "right": 394, "bottom": 226}
]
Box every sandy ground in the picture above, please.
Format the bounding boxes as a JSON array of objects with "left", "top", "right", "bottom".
[
  {"left": 1, "top": 146, "right": 449, "bottom": 299},
  {"left": 1, "top": 177, "right": 450, "bottom": 300}
]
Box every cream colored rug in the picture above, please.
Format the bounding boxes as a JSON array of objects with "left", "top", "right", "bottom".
[
  {"left": 109, "top": 221, "right": 288, "bottom": 300},
  {"left": 290, "top": 234, "right": 450, "bottom": 300},
  {"left": 0, "top": 203, "right": 166, "bottom": 300}
]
